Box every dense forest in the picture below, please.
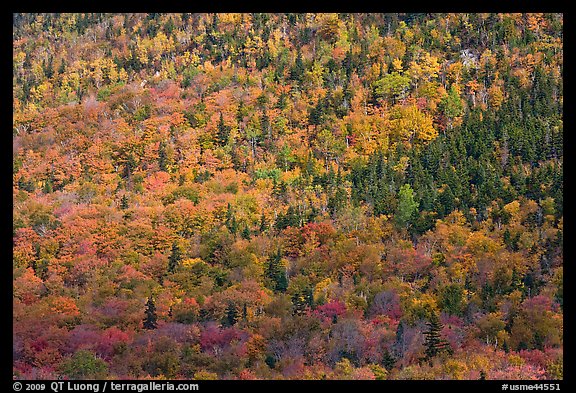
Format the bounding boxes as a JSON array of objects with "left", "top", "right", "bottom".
[{"left": 13, "top": 13, "right": 563, "bottom": 380}]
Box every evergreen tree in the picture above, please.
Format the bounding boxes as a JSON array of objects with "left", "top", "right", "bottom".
[
  {"left": 292, "top": 287, "right": 313, "bottom": 315},
  {"left": 266, "top": 248, "right": 288, "bottom": 292},
  {"left": 242, "top": 303, "right": 248, "bottom": 321},
  {"left": 438, "top": 184, "right": 456, "bottom": 217},
  {"left": 241, "top": 225, "right": 251, "bottom": 240},
  {"left": 382, "top": 350, "right": 396, "bottom": 372},
  {"left": 265, "top": 355, "right": 277, "bottom": 369},
  {"left": 308, "top": 99, "right": 325, "bottom": 128},
  {"left": 223, "top": 302, "right": 238, "bottom": 327},
  {"left": 42, "top": 55, "right": 54, "bottom": 79},
  {"left": 423, "top": 312, "right": 452, "bottom": 361},
  {"left": 158, "top": 140, "right": 168, "bottom": 171},
  {"left": 276, "top": 91, "right": 288, "bottom": 110},
  {"left": 236, "top": 101, "right": 247, "bottom": 124},
  {"left": 225, "top": 203, "right": 238, "bottom": 235},
  {"left": 328, "top": 184, "right": 348, "bottom": 217},
  {"left": 439, "top": 284, "right": 465, "bottom": 316},
  {"left": 143, "top": 297, "right": 158, "bottom": 330},
  {"left": 168, "top": 241, "right": 183, "bottom": 273},
  {"left": 216, "top": 112, "right": 230, "bottom": 146},
  {"left": 261, "top": 111, "right": 271, "bottom": 140},
  {"left": 274, "top": 205, "right": 301, "bottom": 230},
  {"left": 290, "top": 50, "right": 305, "bottom": 82},
  {"left": 259, "top": 211, "right": 268, "bottom": 233},
  {"left": 120, "top": 194, "right": 129, "bottom": 210},
  {"left": 18, "top": 175, "right": 35, "bottom": 192}
]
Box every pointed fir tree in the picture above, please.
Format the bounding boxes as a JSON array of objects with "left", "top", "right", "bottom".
[
  {"left": 261, "top": 111, "right": 271, "bottom": 141},
  {"left": 382, "top": 350, "right": 397, "bottom": 372},
  {"left": 120, "top": 194, "right": 129, "bottom": 210},
  {"left": 223, "top": 302, "right": 238, "bottom": 327},
  {"left": 292, "top": 287, "right": 313, "bottom": 315},
  {"left": 290, "top": 50, "right": 305, "bottom": 83},
  {"left": 423, "top": 312, "right": 452, "bottom": 361},
  {"left": 242, "top": 303, "right": 248, "bottom": 321},
  {"left": 259, "top": 211, "right": 268, "bottom": 233},
  {"left": 158, "top": 140, "right": 168, "bottom": 171},
  {"left": 241, "top": 225, "right": 251, "bottom": 240},
  {"left": 42, "top": 55, "right": 54, "bottom": 79},
  {"left": 225, "top": 203, "right": 238, "bottom": 235},
  {"left": 143, "top": 297, "right": 158, "bottom": 330},
  {"left": 58, "top": 58, "right": 66, "bottom": 74},
  {"left": 216, "top": 112, "right": 230, "bottom": 146},
  {"left": 266, "top": 248, "right": 288, "bottom": 292},
  {"left": 168, "top": 241, "right": 183, "bottom": 273}
]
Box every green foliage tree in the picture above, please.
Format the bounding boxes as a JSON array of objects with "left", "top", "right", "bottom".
[
  {"left": 439, "top": 283, "right": 465, "bottom": 316},
  {"left": 241, "top": 225, "right": 251, "bottom": 240},
  {"left": 59, "top": 350, "right": 109, "bottom": 379},
  {"left": 290, "top": 50, "right": 305, "bottom": 82},
  {"left": 396, "top": 184, "right": 419, "bottom": 228},
  {"left": 373, "top": 72, "right": 411, "bottom": 103},
  {"left": 439, "top": 85, "right": 464, "bottom": 130}
]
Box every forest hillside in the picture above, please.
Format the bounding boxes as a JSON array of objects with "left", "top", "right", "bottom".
[{"left": 13, "top": 13, "right": 563, "bottom": 380}]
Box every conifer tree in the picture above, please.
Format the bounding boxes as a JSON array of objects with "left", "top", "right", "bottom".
[
  {"left": 216, "top": 112, "right": 230, "bottom": 146},
  {"left": 158, "top": 140, "right": 168, "bottom": 171},
  {"left": 143, "top": 297, "right": 158, "bottom": 330},
  {"left": 225, "top": 203, "right": 238, "bottom": 235},
  {"left": 120, "top": 194, "right": 129, "bottom": 210},
  {"left": 259, "top": 211, "right": 268, "bottom": 233},
  {"left": 241, "top": 225, "right": 251, "bottom": 240},
  {"left": 168, "top": 241, "right": 182, "bottom": 273},
  {"left": 292, "top": 288, "right": 313, "bottom": 315},
  {"left": 290, "top": 50, "right": 304, "bottom": 82},
  {"left": 242, "top": 303, "right": 248, "bottom": 321},
  {"left": 266, "top": 248, "right": 288, "bottom": 292},
  {"left": 423, "top": 312, "right": 452, "bottom": 361},
  {"left": 223, "top": 302, "right": 238, "bottom": 327}
]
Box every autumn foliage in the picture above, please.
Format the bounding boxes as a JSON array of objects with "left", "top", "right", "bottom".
[{"left": 13, "top": 13, "right": 562, "bottom": 380}]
